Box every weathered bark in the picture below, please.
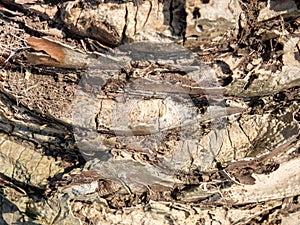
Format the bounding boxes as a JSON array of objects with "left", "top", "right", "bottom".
[{"left": 0, "top": 0, "right": 300, "bottom": 224}]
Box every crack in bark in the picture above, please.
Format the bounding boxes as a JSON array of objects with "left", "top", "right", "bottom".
[{"left": 142, "top": 1, "right": 152, "bottom": 28}]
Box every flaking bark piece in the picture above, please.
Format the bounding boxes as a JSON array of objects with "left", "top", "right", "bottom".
[
  {"left": 26, "top": 37, "right": 96, "bottom": 68},
  {"left": 86, "top": 158, "right": 182, "bottom": 193},
  {"left": 220, "top": 156, "right": 300, "bottom": 205}
]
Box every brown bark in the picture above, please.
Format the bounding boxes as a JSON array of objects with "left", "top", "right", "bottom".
[{"left": 0, "top": 0, "right": 300, "bottom": 224}]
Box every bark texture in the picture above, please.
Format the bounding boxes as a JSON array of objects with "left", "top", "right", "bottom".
[{"left": 0, "top": 0, "right": 300, "bottom": 224}]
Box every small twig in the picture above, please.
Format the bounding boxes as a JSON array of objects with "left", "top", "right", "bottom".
[
  {"left": 0, "top": 6, "right": 22, "bottom": 16},
  {"left": 219, "top": 169, "right": 244, "bottom": 186},
  {"left": 4, "top": 47, "right": 30, "bottom": 63},
  {"left": 117, "top": 177, "right": 133, "bottom": 195},
  {"left": 9, "top": 33, "right": 27, "bottom": 42}
]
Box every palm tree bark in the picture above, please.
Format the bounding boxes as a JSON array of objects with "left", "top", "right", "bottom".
[{"left": 0, "top": 0, "right": 300, "bottom": 224}]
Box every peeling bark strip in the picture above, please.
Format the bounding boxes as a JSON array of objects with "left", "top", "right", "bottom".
[
  {"left": 1, "top": 0, "right": 300, "bottom": 224},
  {"left": 26, "top": 37, "right": 66, "bottom": 63},
  {"left": 26, "top": 37, "right": 98, "bottom": 68}
]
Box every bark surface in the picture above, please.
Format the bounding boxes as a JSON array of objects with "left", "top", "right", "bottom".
[{"left": 0, "top": 0, "right": 300, "bottom": 224}]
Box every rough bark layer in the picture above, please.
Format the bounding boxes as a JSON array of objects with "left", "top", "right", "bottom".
[{"left": 0, "top": 0, "right": 300, "bottom": 224}]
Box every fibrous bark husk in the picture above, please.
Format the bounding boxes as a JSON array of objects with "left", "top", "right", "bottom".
[{"left": 0, "top": 0, "right": 300, "bottom": 224}]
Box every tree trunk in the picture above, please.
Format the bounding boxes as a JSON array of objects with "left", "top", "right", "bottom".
[{"left": 0, "top": 0, "right": 300, "bottom": 224}]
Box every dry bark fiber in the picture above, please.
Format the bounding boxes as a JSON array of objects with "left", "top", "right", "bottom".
[{"left": 0, "top": 0, "right": 300, "bottom": 224}]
